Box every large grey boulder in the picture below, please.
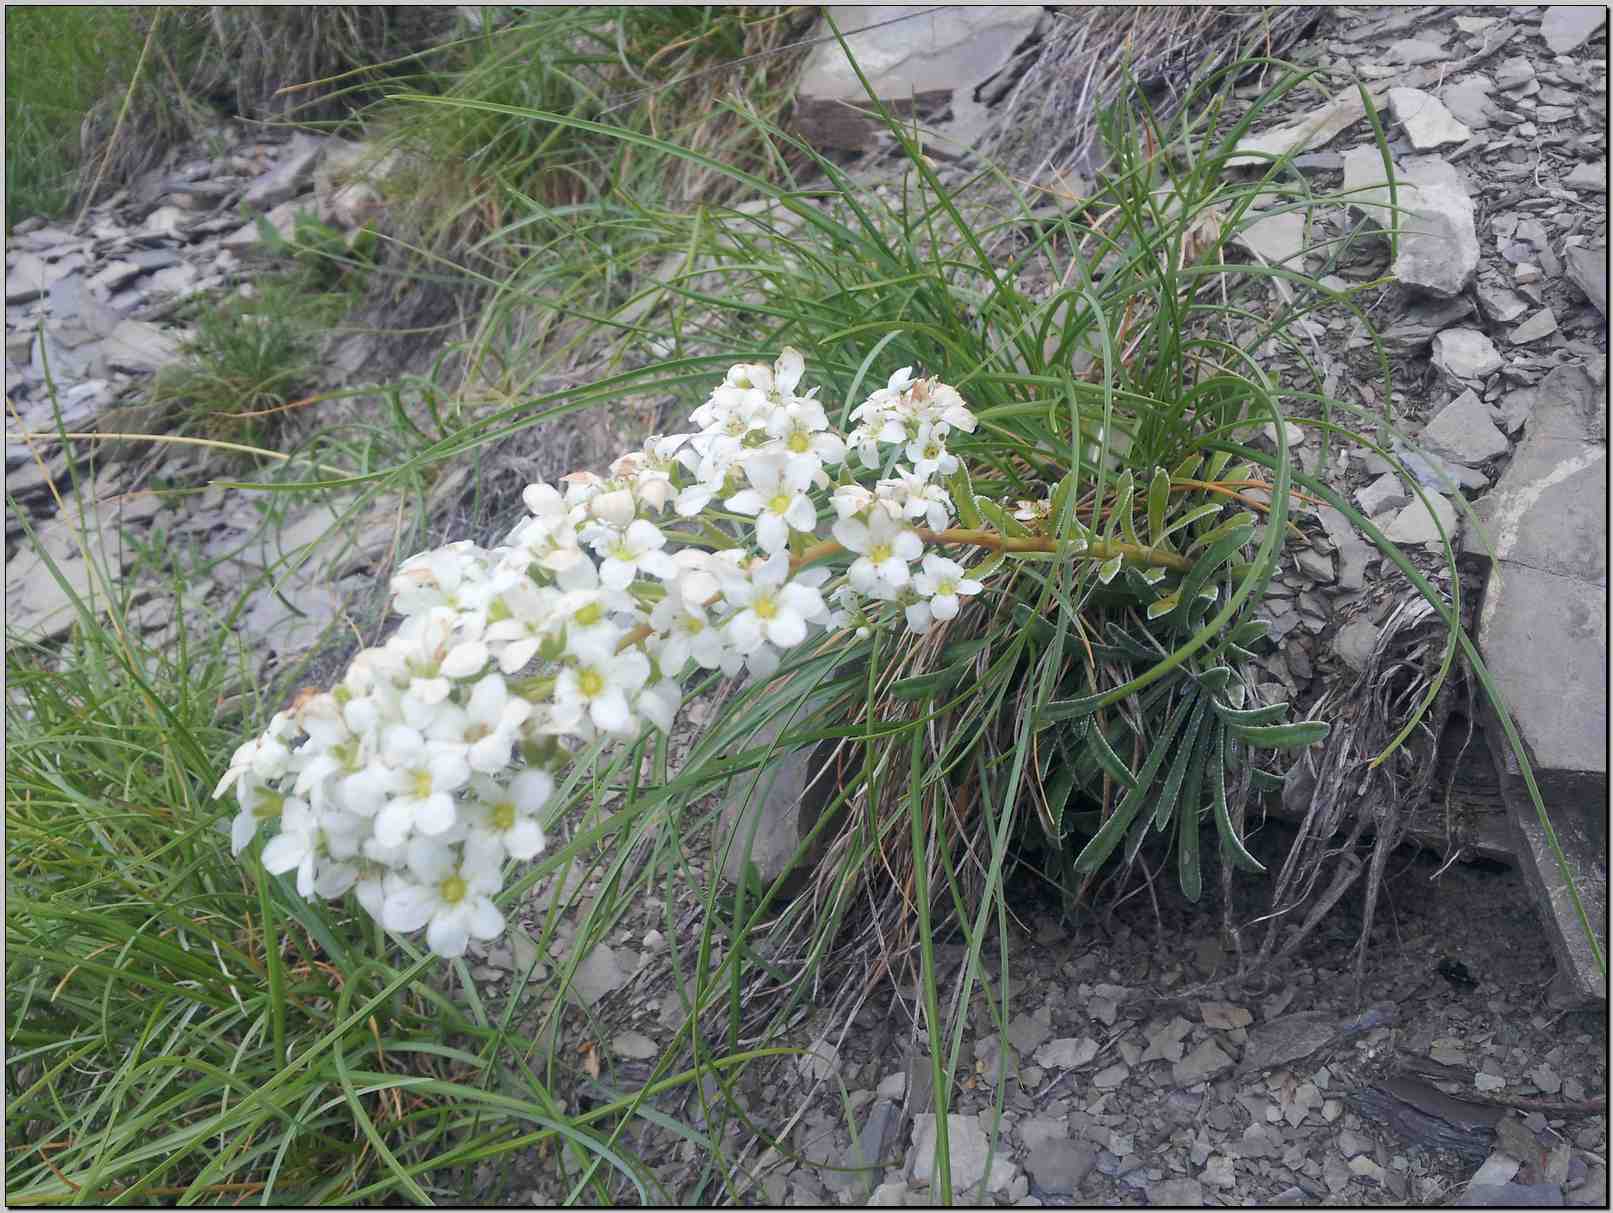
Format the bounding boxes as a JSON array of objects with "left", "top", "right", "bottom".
[
  {"left": 793, "top": 6, "right": 1044, "bottom": 152},
  {"left": 715, "top": 668, "right": 863, "bottom": 892},
  {"left": 1464, "top": 359, "right": 1608, "bottom": 1006}
]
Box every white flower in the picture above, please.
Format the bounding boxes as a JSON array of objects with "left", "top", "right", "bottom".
[
  {"left": 723, "top": 552, "right": 827, "bottom": 652},
  {"left": 593, "top": 518, "right": 678, "bottom": 590},
  {"left": 464, "top": 771, "right": 550, "bottom": 861},
  {"left": 483, "top": 579, "right": 562, "bottom": 674},
  {"left": 213, "top": 711, "right": 297, "bottom": 799},
  {"left": 912, "top": 553, "right": 984, "bottom": 622},
  {"left": 905, "top": 422, "right": 958, "bottom": 478},
  {"left": 725, "top": 452, "right": 819, "bottom": 554},
  {"left": 831, "top": 483, "right": 874, "bottom": 521},
  {"left": 372, "top": 727, "right": 471, "bottom": 848},
  {"left": 832, "top": 504, "right": 923, "bottom": 594},
  {"left": 552, "top": 649, "right": 651, "bottom": 736},
  {"left": 381, "top": 836, "right": 504, "bottom": 958},
  {"left": 427, "top": 674, "right": 531, "bottom": 773},
  {"left": 649, "top": 579, "right": 729, "bottom": 674},
  {"left": 389, "top": 542, "right": 495, "bottom": 618}
]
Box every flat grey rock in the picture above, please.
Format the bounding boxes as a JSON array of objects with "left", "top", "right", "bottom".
[
  {"left": 1458, "top": 1182, "right": 1566, "bottom": 1206},
  {"left": 907, "top": 1113, "right": 1018, "bottom": 1195},
  {"left": 1383, "top": 491, "right": 1459, "bottom": 548},
  {"left": 570, "top": 943, "right": 632, "bottom": 1007},
  {"left": 1432, "top": 327, "right": 1503, "bottom": 381},
  {"left": 101, "top": 319, "right": 184, "bottom": 374},
  {"left": 1396, "top": 157, "right": 1480, "bottom": 297},
  {"left": 1356, "top": 472, "right": 1410, "bottom": 517},
  {"left": 1539, "top": 5, "right": 1607, "bottom": 53},
  {"left": 1564, "top": 243, "right": 1608, "bottom": 317},
  {"left": 1025, "top": 1141, "right": 1096, "bottom": 1195},
  {"left": 1387, "top": 37, "right": 1446, "bottom": 65},
  {"left": 1421, "top": 388, "right": 1511, "bottom": 464},
  {"left": 1389, "top": 87, "right": 1471, "bottom": 150},
  {"left": 1236, "top": 210, "right": 1307, "bottom": 265},
  {"left": 1511, "top": 308, "right": 1559, "bottom": 344},
  {"left": 1494, "top": 56, "right": 1537, "bottom": 91},
  {"left": 795, "top": 5, "right": 1043, "bottom": 153},
  {"left": 1441, "top": 79, "right": 1496, "bottom": 129},
  {"left": 1564, "top": 161, "right": 1607, "bottom": 193},
  {"left": 1477, "top": 281, "right": 1530, "bottom": 323},
  {"left": 1148, "top": 1177, "right": 1205, "bottom": 1206},
  {"left": 1173, "top": 1038, "right": 1233, "bottom": 1085},
  {"left": 1333, "top": 619, "right": 1381, "bottom": 674},
  {"left": 242, "top": 133, "right": 327, "bottom": 213}
]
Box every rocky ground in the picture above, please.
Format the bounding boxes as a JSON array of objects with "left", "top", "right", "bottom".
[{"left": 5, "top": 3, "right": 1607, "bottom": 1207}]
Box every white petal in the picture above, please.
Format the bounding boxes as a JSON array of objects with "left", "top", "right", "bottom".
[
  {"left": 441, "top": 642, "right": 489, "bottom": 680},
  {"left": 374, "top": 800, "right": 413, "bottom": 849},
  {"left": 600, "top": 557, "right": 636, "bottom": 591},
  {"left": 932, "top": 593, "right": 961, "bottom": 621},
  {"left": 467, "top": 898, "right": 505, "bottom": 941},
  {"left": 261, "top": 834, "right": 308, "bottom": 877},
  {"left": 382, "top": 885, "right": 436, "bottom": 933},
  {"left": 726, "top": 489, "right": 765, "bottom": 516},
  {"left": 510, "top": 768, "right": 554, "bottom": 812},
  {"left": 426, "top": 914, "right": 471, "bottom": 958},
  {"left": 412, "top": 790, "right": 458, "bottom": 838},
  {"left": 756, "top": 511, "right": 788, "bottom": 554},
  {"left": 765, "top": 611, "right": 807, "bottom": 648},
  {"left": 590, "top": 688, "right": 634, "bottom": 735},
  {"left": 783, "top": 496, "right": 817, "bottom": 532},
  {"left": 504, "top": 818, "right": 546, "bottom": 861}
]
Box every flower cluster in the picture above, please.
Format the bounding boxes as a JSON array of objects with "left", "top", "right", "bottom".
[{"left": 220, "top": 351, "right": 985, "bottom": 957}]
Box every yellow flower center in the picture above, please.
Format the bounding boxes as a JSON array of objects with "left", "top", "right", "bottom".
[
  {"left": 685, "top": 615, "right": 704, "bottom": 634},
  {"left": 768, "top": 492, "right": 793, "bottom": 515},
  {"left": 573, "top": 602, "right": 604, "bottom": 628},
  {"left": 869, "top": 542, "right": 893, "bottom": 564},
  {"left": 788, "top": 432, "right": 810, "bottom": 453},
  {"left": 412, "top": 770, "right": 434, "bottom": 799},
  {"left": 492, "top": 801, "right": 516, "bottom": 831},
  {"left": 754, "top": 593, "right": 779, "bottom": 621},
  {"left": 439, "top": 875, "right": 467, "bottom": 905},
  {"left": 578, "top": 668, "right": 606, "bottom": 698},
  {"left": 939, "top": 578, "right": 957, "bottom": 596}
]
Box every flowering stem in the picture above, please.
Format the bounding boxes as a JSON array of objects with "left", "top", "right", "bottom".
[{"left": 791, "top": 528, "right": 1193, "bottom": 575}]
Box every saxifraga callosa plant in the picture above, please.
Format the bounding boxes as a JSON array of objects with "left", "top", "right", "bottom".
[{"left": 8, "top": 40, "right": 1597, "bottom": 1212}]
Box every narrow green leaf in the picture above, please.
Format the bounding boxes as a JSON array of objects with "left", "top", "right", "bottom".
[
  {"left": 948, "top": 466, "right": 981, "bottom": 528},
  {"left": 1225, "top": 719, "right": 1330, "bottom": 749},
  {"left": 1147, "top": 466, "right": 1170, "bottom": 548},
  {"left": 1211, "top": 699, "right": 1290, "bottom": 727},
  {"left": 1226, "top": 618, "right": 1271, "bottom": 648},
  {"left": 1097, "top": 554, "right": 1123, "bottom": 584},
  {"left": 1161, "top": 500, "right": 1224, "bottom": 541},
  {"left": 1150, "top": 696, "right": 1208, "bottom": 832},
  {"left": 1211, "top": 724, "right": 1266, "bottom": 872},
  {"left": 1146, "top": 590, "right": 1179, "bottom": 620},
  {"left": 1086, "top": 722, "right": 1138, "bottom": 790}
]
